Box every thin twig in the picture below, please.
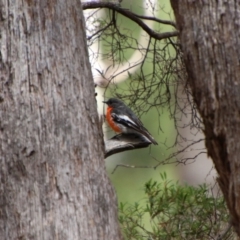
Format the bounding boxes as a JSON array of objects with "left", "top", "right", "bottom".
[
  {"left": 87, "top": 21, "right": 112, "bottom": 41},
  {"left": 112, "top": 163, "right": 154, "bottom": 174},
  {"left": 153, "top": 138, "right": 205, "bottom": 168}
]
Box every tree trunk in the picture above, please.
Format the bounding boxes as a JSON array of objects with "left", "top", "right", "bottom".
[
  {"left": 171, "top": 0, "right": 240, "bottom": 236},
  {"left": 0, "top": 0, "right": 122, "bottom": 239}
]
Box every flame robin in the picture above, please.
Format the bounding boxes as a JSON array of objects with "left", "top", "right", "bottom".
[{"left": 103, "top": 98, "right": 158, "bottom": 145}]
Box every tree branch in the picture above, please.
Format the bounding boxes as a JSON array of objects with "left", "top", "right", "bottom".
[
  {"left": 133, "top": 13, "right": 176, "bottom": 28},
  {"left": 82, "top": 2, "right": 178, "bottom": 40},
  {"left": 104, "top": 133, "right": 151, "bottom": 158}
]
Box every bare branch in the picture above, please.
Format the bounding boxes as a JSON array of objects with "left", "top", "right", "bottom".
[
  {"left": 133, "top": 13, "right": 176, "bottom": 28},
  {"left": 82, "top": 2, "right": 178, "bottom": 40}
]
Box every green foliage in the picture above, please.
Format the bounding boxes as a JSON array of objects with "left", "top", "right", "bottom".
[{"left": 119, "top": 173, "right": 233, "bottom": 239}]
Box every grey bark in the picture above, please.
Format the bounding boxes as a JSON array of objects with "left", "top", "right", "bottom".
[
  {"left": 0, "top": 0, "right": 122, "bottom": 239},
  {"left": 171, "top": 0, "right": 240, "bottom": 236}
]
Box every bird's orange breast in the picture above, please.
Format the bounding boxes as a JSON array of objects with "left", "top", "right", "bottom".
[{"left": 106, "top": 107, "right": 121, "bottom": 132}]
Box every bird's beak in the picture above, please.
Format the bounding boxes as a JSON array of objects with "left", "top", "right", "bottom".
[{"left": 102, "top": 100, "right": 107, "bottom": 104}]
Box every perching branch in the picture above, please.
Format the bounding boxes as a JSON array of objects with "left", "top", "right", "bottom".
[
  {"left": 104, "top": 133, "right": 151, "bottom": 158},
  {"left": 82, "top": 2, "right": 178, "bottom": 41}
]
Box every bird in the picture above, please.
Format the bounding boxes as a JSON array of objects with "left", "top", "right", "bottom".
[{"left": 103, "top": 98, "right": 158, "bottom": 145}]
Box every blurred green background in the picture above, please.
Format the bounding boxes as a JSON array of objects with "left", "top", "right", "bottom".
[{"left": 101, "top": 0, "right": 177, "bottom": 204}]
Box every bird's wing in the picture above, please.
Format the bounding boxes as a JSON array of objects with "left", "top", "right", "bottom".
[
  {"left": 111, "top": 112, "right": 158, "bottom": 145},
  {"left": 111, "top": 113, "right": 141, "bottom": 131}
]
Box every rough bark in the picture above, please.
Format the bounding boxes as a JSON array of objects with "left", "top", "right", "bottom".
[
  {"left": 0, "top": 0, "right": 122, "bottom": 239},
  {"left": 171, "top": 0, "right": 240, "bottom": 236}
]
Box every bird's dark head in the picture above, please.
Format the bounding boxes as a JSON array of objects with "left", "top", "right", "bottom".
[{"left": 103, "top": 98, "right": 125, "bottom": 107}]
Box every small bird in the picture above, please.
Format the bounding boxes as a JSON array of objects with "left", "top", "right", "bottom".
[{"left": 103, "top": 98, "right": 158, "bottom": 145}]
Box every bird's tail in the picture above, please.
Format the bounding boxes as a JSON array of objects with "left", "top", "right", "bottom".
[{"left": 139, "top": 128, "right": 158, "bottom": 145}]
